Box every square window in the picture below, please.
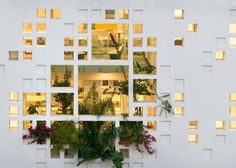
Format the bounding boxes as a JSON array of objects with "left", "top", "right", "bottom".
[
  {"left": 174, "top": 37, "right": 184, "bottom": 47},
  {"left": 9, "top": 92, "right": 19, "bottom": 101},
  {"left": 78, "top": 9, "right": 88, "bottom": 19},
  {"left": 174, "top": 106, "right": 184, "bottom": 116},
  {"left": 147, "top": 37, "right": 157, "bottom": 47},
  {"left": 37, "top": 37, "right": 46, "bottom": 46},
  {"left": 188, "top": 121, "right": 198, "bottom": 130},
  {"left": 78, "top": 51, "right": 87, "bottom": 60},
  {"left": 229, "top": 37, "right": 236, "bottom": 47},
  {"left": 230, "top": 121, "right": 236, "bottom": 130},
  {"left": 37, "top": 9, "right": 46, "bottom": 18},
  {"left": 9, "top": 51, "right": 18, "bottom": 60},
  {"left": 174, "top": 92, "right": 184, "bottom": 102},
  {"left": 120, "top": 149, "right": 129, "bottom": 158},
  {"left": 23, "top": 23, "right": 32, "bottom": 33},
  {"left": 51, "top": 148, "right": 60, "bottom": 158},
  {"left": 133, "top": 107, "right": 143, "bottom": 116},
  {"left": 37, "top": 23, "right": 46, "bottom": 33},
  {"left": 147, "top": 107, "right": 156, "bottom": 116},
  {"left": 23, "top": 37, "right": 33, "bottom": 47},
  {"left": 216, "top": 121, "right": 225, "bottom": 130},
  {"left": 9, "top": 106, "right": 18, "bottom": 115},
  {"left": 23, "top": 51, "right": 32, "bottom": 60},
  {"left": 64, "top": 51, "right": 74, "bottom": 60},
  {"left": 9, "top": 120, "right": 19, "bottom": 130},
  {"left": 105, "top": 9, "right": 115, "bottom": 19},
  {"left": 215, "top": 51, "right": 225, "bottom": 60},
  {"left": 133, "top": 24, "right": 143, "bottom": 33},
  {"left": 230, "top": 107, "right": 236, "bottom": 116},
  {"left": 174, "top": 9, "right": 184, "bottom": 19},
  {"left": 229, "top": 23, "right": 236, "bottom": 33},
  {"left": 147, "top": 121, "right": 157, "bottom": 130},
  {"left": 188, "top": 134, "right": 198, "bottom": 144},
  {"left": 64, "top": 37, "right": 74, "bottom": 46},
  {"left": 23, "top": 120, "right": 32, "bottom": 130},
  {"left": 230, "top": 93, "right": 236, "bottom": 101},
  {"left": 188, "top": 24, "right": 198, "bottom": 32},
  {"left": 119, "top": 9, "right": 129, "bottom": 19},
  {"left": 133, "top": 37, "right": 143, "bottom": 47},
  {"left": 51, "top": 9, "right": 60, "bottom": 19},
  {"left": 78, "top": 23, "right": 88, "bottom": 33},
  {"left": 64, "top": 149, "right": 75, "bottom": 158},
  {"left": 78, "top": 38, "right": 88, "bottom": 47}
]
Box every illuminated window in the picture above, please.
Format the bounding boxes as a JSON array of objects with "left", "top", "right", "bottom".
[
  {"left": 37, "top": 9, "right": 46, "bottom": 18},
  {"left": 147, "top": 107, "right": 157, "bottom": 116},
  {"left": 23, "top": 51, "right": 32, "bottom": 60},
  {"left": 119, "top": 9, "right": 129, "bottom": 19},
  {"left": 37, "top": 23, "right": 46, "bottom": 33},
  {"left": 174, "top": 92, "right": 184, "bottom": 102},
  {"left": 9, "top": 51, "right": 18, "bottom": 60},
  {"left": 215, "top": 51, "right": 225, "bottom": 60},
  {"left": 230, "top": 121, "right": 236, "bottom": 130},
  {"left": 188, "top": 121, "right": 198, "bottom": 130},
  {"left": 9, "top": 92, "right": 19, "bottom": 101},
  {"left": 229, "top": 37, "right": 236, "bottom": 47},
  {"left": 78, "top": 23, "right": 88, "bottom": 33},
  {"left": 174, "top": 106, "right": 184, "bottom": 116},
  {"left": 50, "top": 9, "right": 60, "bottom": 19},
  {"left": 230, "top": 107, "right": 236, "bottom": 116},
  {"left": 229, "top": 23, "right": 236, "bottom": 33},
  {"left": 105, "top": 9, "right": 115, "bottom": 19},
  {"left": 37, "top": 37, "right": 46, "bottom": 46},
  {"left": 133, "top": 37, "right": 143, "bottom": 47},
  {"left": 188, "top": 24, "right": 198, "bottom": 32},
  {"left": 188, "top": 134, "right": 198, "bottom": 144},
  {"left": 23, "top": 37, "right": 33, "bottom": 47},
  {"left": 78, "top": 51, "right": 87, "bottom": 60},
  {"left": 9, "top": 106, "right": 18, "bottom": 116},
  {"left": 9, "top": 120, "right": 19, "bottom": 130},
  {"left": 147, "top": 37, "right": 157, "bottom": 47},
  {"left": 216, "top": 121, "right": 225, "bottom": 130},
  {"left": 64, "top": 51, "right": 74, "bottom": 60},
  {"left": 133, "top": 107, "right": 143, "bottom": 116},
  {"left": 23, "top": 121, "right": 32, "bottom": 130},
  {"left": 78, "top": 38, "right": 88, "bottom": 47},
  {"left": 174, "top": 9, "right": 184, "bottom": 19},
  {"left": 64, "top": 37, "right": 74, "bottom": 46},
  {"left": 174, "top": 37, "right": 184, "bottom": 47},
  {"left": 51, "top": 65, "right": 74, "bottom": 87},
  {"left": 230, "top": 93, "right": 236, "bottom": 101},
  {"left": 133, "top": 24, "right": 143, "bottom": 33},
  {"left": 23, "top": 23, "right": 32, "bottom": 33},
  {"left": 51, "top": 93, "right": 74, "bottom": 115},
  {"left": 147, "top": 121, "right": 157, "bottom": 130}
]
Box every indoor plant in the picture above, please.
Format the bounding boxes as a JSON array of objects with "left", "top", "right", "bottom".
[
  {"left": 27, "top": 104, "right": 39, "bottom": 115},
  {"left": 109, "top": 33, "right": 124, "bottom": 59}
]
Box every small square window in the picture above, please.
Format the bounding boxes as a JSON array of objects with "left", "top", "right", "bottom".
[
  {"left": 64, "top": 37, "right": 74, "bottom": 46},
  {"left": 37, "top": 37, "right": 46, "bottom": 46},
  {"left": 133, "top": 24, "right": 143, "bottom": 33},
  {"left": 23, "top": 51, "right": 32, "bottom": 60},
  {"left": 9, "top": 92, "right": 19, "bottom": 101},
  {"left": 9, "top": 120, "right": 19, "bottom": 130},
  {"left": 188, "top": 121, "right": 198, "bottom": 130},
  {"left": 230, "top": 121, "right": 236, "bottom": 130},
  {"left": 51, "top": 9, "right": 60, "bottom": 19},
  {"left": 230, "top": 107, "right": 236, "bottom": 116},
  {"left": 9, "top": 106, "right": 18, "bottom": 116},
  {"left": 23, "top": 121, "right": 32, "bottom": 130},
  {"left": 9, "top": 51, "right": 19, "bottom": 60},
  {"left": 23, "top": 37, "right": 33, "bottom": 47},
  {"left": 51, "top": 148, "right": 60, "bottom": 158},
  {"left": 230, "top": 93, "right": 236, "bottom": 101},
  {"left": 229, "top": 23, "right": 236, "bottom": 33},
  {"left": 78, "top": 38, "right": 88, "bottom": 47},
  {"left": 215, "top": 51, "right": 225, "bottom": 60},
  {"left": 174, "top": 37, "right": 184, "bottom": 47},
  {"left": 23, "top": 23, "right": 32, "bottom": 33},
  {"left": 229, "top": 37, "right": 236, "bottom": 47},
  {"left": 119, "top": 9, "right": 129, "bottom": 19},
  {"left": 105, "top": 9, "right": 115, "bottom": 19},
  {"left": 78, "top": 51, "right": 87, "bottom": 60},
  {"left": 174, "top": 92, "right": 184, "bottom": 102},
  {"left": 216, "top": 121, "right": 225, "bottom": 130},
  {"left": 174, "top": 9, "right": 184, "bottom": 19},
  {"left": 147, "top": 121, "right": 157, "bottom": 130},
  {"left": 78, "top": 23, "right": 88, "bottom": 33},
  {"left": 147, "top": 37, "right": 157, "bottom": 47},
  {"left": 188, "top": 134, "right": 198, "bottom": 144},
  {"left": 64, "top": 149, "right": 75, "bottom": 158},
  {"left": 37, "top": 9, "right": 46, "bottom": 18},
  {"left": 133, "top": 107, "right": 143, "bottom": 116},
  {"left": 120, "top": 149, "right": 129, "bottom": 158},
  {"left": 188, "top": 24, "right": 198, "bottom": 32},
  {"left": 64, "top": 51, "right": 74, "bottom": 60},
  {"left": 133, "top": 37, "right": 143, "bottom": 47},
  {"left": 147, "top": 107, "right": 156, "bottom": 116},
  {"left": 37, "top": 23, "right": 46, "bottom": 33},
  {"left": 174, "top": 106, "right": 184, "bottom": 116}
]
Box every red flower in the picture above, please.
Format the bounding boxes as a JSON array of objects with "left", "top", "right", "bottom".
[{"left": 151, "top": 136, "right": 156, "bottom": 142}]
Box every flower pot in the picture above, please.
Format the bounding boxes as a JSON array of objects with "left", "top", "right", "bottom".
[{"left": 109, "top": 53, "right": 120, "bottom": 60}]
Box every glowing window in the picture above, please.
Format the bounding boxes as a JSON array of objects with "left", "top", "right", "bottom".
[
  {"left": 174, "top": 9, "right": 184, "bottom": 19},
  {"left": 9, "top": 120, "right": 19, "bottom": 130},
  {"left": 78, "top": 51, "right": 87, "bottom": 60},
  {"left": 230, "top": 93, "right": 236, "bottom": 101},
  {"left": 37, "top": 37, "right": 46, "bottom": 46},
  {"left": 51, "top": 93, "right": 74, "bottom": 115},
  {"left": 78, "top": 23, "right": 88, "bottom": 33},
  {"left": 37, "top": 23, "right": 46, "bottom": 33},
  {"left": 188, "top": 134, "right": 198, "bottom": 144},
  {"left": 230, "top": 107, "right": 236, "bottom": 116},
  {"left": 188, "top": 24, "right": 198, "bottom": 32},
  {"left": 119, "top": 9, "right": 129, "bottom": 19},
  {"left": 174, "top": 92, "right": 184, "bottom": 102},
  {"left": 23, "top": 37, "right": 32, "bottom": 47},
  {"left": 147, "top": 37, "right": 157, "bottom": 47},
  {"left": 64, "top": 37, "right": 74, "bottom": 46},
  {"left": 229, "top": 23, "right": 236, "bottom": 33},
  {"left": 51, "top": 65, "right": 74, "bottom": 87},
  {"left": 9, "top": 51, "right": 18, "bottom": 60},
  {"left": 174, "top": 106, "right": 184, "bottom": 116},
  {"left": 174, "top": 37, "right": 184, "bottom": 47},
  {"left": 216, "top": 121, "right": 225, "bottom": 130},
  {"left": 37, "top": 9, "right": 46, "bottom": 18},
  {"left": 23, "top": 23, "right": 32, "bottom": 33},
  {"left": 78, "top": 38, "right": 88, "bottom": 47},
  {"left": 147, "top": 107, "right": 157, "bottom": 116},
  {"left": 147, "top": 121, "right": 157, "bottom": 130},
  {"left": 105, "top": 9, "right": 115, "bottom": 19},
  {"left": 64, "top": 51, "right": 74, "bottom": 60},
  {"left": 215, "top": 51, "right": 225, "bottom": 60},
  {"left": 23, "top": 51, "right": 32, "bottom": 60},
  {"left": 133, "top": 24, "right": 143, "bottom": 33},
  {"left": 230, "top": 121, "right": 236, "bottom": 130},
  {"left": 9, "top": 92, "right": 19, "bottom": 101},
  {"left": 23, "top": 121, "right": 32, "bottom": 130},
  {"left": 9, "top": 106, "right": 18, "bottom": 116},
  {"left": 133, "top": 107, "right": 143, "bottom": 116},
  {"left": 133, "top": 37, "right": 143, "bottom": 47},
  {"left": 188, "top": 121, "right": 198, "bottom": 130},
  {"left": 229, "top": 37, "right": 236, "bottom": 47},
  {"left": 51, "top": 9, "right": 60, "bottom": 19}
]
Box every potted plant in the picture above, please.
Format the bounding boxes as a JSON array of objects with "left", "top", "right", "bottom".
[
  {"left": 109, "top": 33, "right": 124, "bottom": 60},
  {"left": 27, "top": 104, "right": 39, "bottom": 115}
]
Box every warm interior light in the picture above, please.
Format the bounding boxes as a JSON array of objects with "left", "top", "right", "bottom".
[
  {"left": 23, "top": 37, "right": 32, "bottom": 46},
  {"left": 215, "top": 51, "right": 225, "bottom": 60},
  {"left": 105, "top": 9, "right": 115, "bottom": 19},
  {"left": 188, "top": 121, "right": 198, "bottom": 130},
  {"left": 23, "top": 51, "right": 32, "bottom": 60},
  {"left": 188, "top": 24, "right": 198, "bottom": 32},
  {"left": 78, "top": 23, "right": 88, "bottom": 33},
  {"left": 188, "top": 134, "right": 198, "bottom": 144},
  {"left": 133, "top": 37, "right": 143, "bottom": 47},
  {"left": 174, "top": 106, "right": 184, "bottom": 115},
  {"left": 229, "top": 23, "right": 236, "bottom": 33},
  {"left": 133, "top": 24, "right": 143, "bottom": 33},
  {"left": 230, "top": 93, "right": 236, "bottom": 101},
  {"left": 23, "top": 23, "right": 32, "bottom": 33},
  {"left": 174, "top": 9, "right": 184, "bottom": 19},
  {"left": 147, "top": 107, "right": 156, "bottom": 116},
  {"left": 230, "top": 107, "right": 236, "bottom": 116},
  {"left": 175, "top": 92, "right": 184, "bottom": 102},
  {"left": 9, "top": 92, "right": 19, "bottom": 101},
  {"left": 9, "top": 120, "right": 19, "bottom": 129},
  {"left": 216, "top": 121, "right": 225, "bottom": 130},
  {"left": 51, "top": 9, "right": 60, "bottom": 19},
  {"left": 37, "top": 23, "right": 46, "bottom": 33},
  {"left": 64, "top": 37, "right": 74, "bottom": 46},
  {"left": 119, "top": 9, "right": 129, "bottom": 19},
  {"left": 26, "top": 93, "right": 46, "bottom": 101},
  {"left": 37, "top": 9, "right": 46, "bottom": 18},
  {"left": 23, "top": 121, "right": 32, "bottom": 130},
  {"left": 147, "top": 37, "right": 157, "bottom": 47},
  {"left": 147, "top": 121, "right": 157, "bottom": 130},
  {"left": 229, "top": 38, "right": 236, "bottom": 47},
  {"left": 9, "top": 106, "right": 18, "bottom": 115},
  {"left": 174, "top": 38, "right": 184, "bottom": 47},
  {"left": 230, "top": 121, "right": 236, "bottom": 130}
]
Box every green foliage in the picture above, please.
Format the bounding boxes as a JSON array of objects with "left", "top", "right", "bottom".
[
  {"left": 134, "top": 52, "right": 156, "bottom": 74},
  {"left": 27, "top": 104, "right": 39, "bottom": 115},
  {"left": 109, "top": 33, "right": 124, "bottom": 59},
  {"left": 51, "top": 121, "right": 77, "bottom": 150}
]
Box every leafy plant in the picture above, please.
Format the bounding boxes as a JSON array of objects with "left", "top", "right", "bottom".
[
  {"left": 27, "top": 104, "right": 39, "bottom": 115},
  {"left": 134, "top": 52, "right": 156, "bottom": 74},
  {"left": 109, "top": 33, "right": 125, "bottom": 59}
]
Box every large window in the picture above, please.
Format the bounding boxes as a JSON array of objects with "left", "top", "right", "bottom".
[
  {"left": 51, "top": 65, "right": 74, "bottom": 87},
  {"left": 23, "top": 93, "right": 46, "bottom": 115}
]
